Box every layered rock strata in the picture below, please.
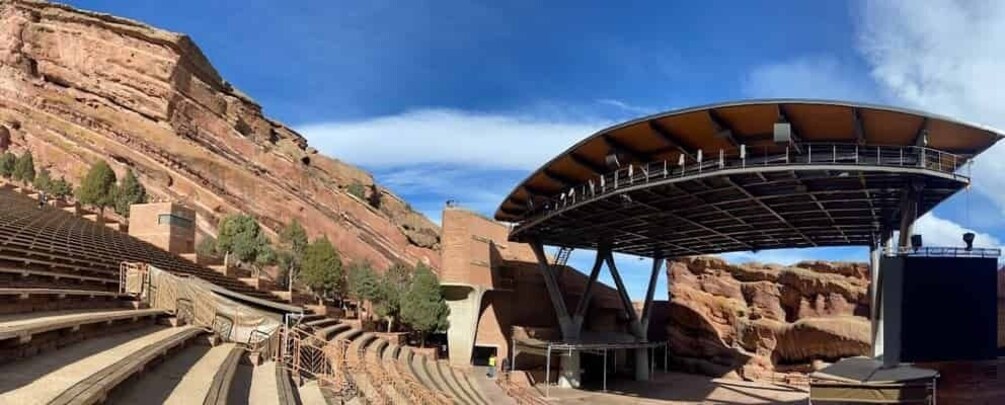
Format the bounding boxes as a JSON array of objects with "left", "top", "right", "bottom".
[
  {"left": 667, "top": 256, "right": 871, "bottom": 380},
  {"left": 0, "top": 0, "right": 439, "bottom": 270}
]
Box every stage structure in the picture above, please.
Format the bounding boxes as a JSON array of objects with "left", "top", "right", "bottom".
[{"left": 495, "top": 99, "right": 1004, "bottom": 388}]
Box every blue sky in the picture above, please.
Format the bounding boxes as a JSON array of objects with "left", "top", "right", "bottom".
[{"left": 69, "top": 0, "right": 1005, "bottom": 300}]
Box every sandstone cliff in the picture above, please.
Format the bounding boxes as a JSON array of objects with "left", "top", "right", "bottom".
[
  {"left": 0, "top": 0, "right": 440, "bottom": 270},
  {"left": 667, "top": 256, "right": 871, "bottom": 381}
]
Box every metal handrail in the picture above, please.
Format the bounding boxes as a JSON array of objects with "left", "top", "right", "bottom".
[
  {"left": 884, "top": 246, "right": 1001, "bottom": 258},
  {"left": 518, "top": 143, "right": 967, "bottom": 223}
]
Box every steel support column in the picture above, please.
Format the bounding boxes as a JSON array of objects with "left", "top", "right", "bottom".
[
  {"left": 897, "top": 182, "right": 924, "bottom": 248},
  {"left": 604, "top": 253, "right": 644, "bottom": 338},
  {"left": 640, "top": 252, "right": 665, "bottom": 334},
  {"left": 571, "top": 244, "right": 609, "bottom": 337},
  {"left": 530, "top": 239, "right": 574, "bottom": 338}
]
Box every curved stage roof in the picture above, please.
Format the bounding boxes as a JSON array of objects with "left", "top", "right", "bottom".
[{"left": 497, "top": 100, "right": 1004, "bottom": 257}]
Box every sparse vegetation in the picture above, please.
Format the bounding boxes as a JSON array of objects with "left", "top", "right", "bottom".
[
  {"left": 33, "top": 167, "right": 52, "bottom": 192},
  {"left": 347, "top": 181, "right": 366, "bottom": 200},
  {"left": 196, "top": 236, "right": 219, "bottom": 258},
  {"left": 0, "top": 152, "right": 14, "bottom": 178},
  {"left": 12, "top": 151, "right": 34, "bottom": 185}
]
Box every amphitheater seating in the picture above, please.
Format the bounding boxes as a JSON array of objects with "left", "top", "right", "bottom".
[
  {"left": 303, "top": 320, "right": 501, "bottom": 405},
  {"left": 0, "top": 188, "right": 281, "bottom": 302}
]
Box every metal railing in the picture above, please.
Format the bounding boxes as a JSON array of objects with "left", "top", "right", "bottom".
[
  {"left": 518, "top": 143, "right": 967, "bottom": 223},
  {"left": 885, "top": 246, "right": 1001, "bottom": 258}
]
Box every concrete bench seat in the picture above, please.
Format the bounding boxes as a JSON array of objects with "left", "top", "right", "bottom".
[
  {"left": 0, "top": 308, "right": 163, "bottom": 343},
  {"left": 0, "top": 265, "right": 117, "bottom": 284},
  {"left": 0, "top": 287, "right": 131, "bottom": 315},
  {"left": 316, "top": 322, "right": 351, "bottom": 340},
  {"left": 203, "top": 344, "right": 244, "bottom": 405},
  {"left": 48, "top": 325, "right": 203, "bottom": 404},
  {"left": 0, "top": 325, "right": 203, "bottom": 404}
]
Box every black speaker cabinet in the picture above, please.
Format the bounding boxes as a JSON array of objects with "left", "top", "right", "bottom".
[{"left": 881, "top": 255, "right": 998, "bottom": 363}]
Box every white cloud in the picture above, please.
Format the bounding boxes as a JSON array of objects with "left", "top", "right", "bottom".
[
  {"left": 912, "top": 212, "right": 1001, "bottom": 249},
  {"left": 721, "top": 246, "right": 868, "bottom": 266},
  {"left": 857, "top": 0, "right": 1005, "bottom": 214},
  {"left": 742, "top": 56, "right": 878, "bottom": 102},
  {"left": 297, "top": 109, "right": 605, "bottom": 170}
]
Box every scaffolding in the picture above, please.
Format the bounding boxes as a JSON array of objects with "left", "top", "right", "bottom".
[{"left": 512, "top": 337, "right": 669, "bottom": 397}]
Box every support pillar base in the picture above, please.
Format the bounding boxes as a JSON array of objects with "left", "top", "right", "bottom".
[{"left": 559, "top": 351, "right": 582, "bottom": 388}]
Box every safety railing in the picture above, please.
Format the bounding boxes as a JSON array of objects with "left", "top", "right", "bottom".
[
  {"left": 518, "top": 143, "right": 967, "bottom": 223},
  {"left": 884, "top": 246, "right": 1001, "bottom": 258}
]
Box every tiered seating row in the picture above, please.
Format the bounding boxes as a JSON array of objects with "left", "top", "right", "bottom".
[
  {"left": 304, "top": 319, "right": 490, "bottom": 405},
  {"left": 0, "top": 189, "right": 279, "bottom": 301}
]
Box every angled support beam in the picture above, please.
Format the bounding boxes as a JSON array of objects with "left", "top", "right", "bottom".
[
  {"left": 648, "top": 120, "right": 696, "bottom": 160},
  {"left": 604, "top": 252, "right": 645, "bottom": 339},
  {"left": 571, "top": 244, "right": 608, "bottom": 332},
  {"left": 542, "top": 169, "right": 577, "bottom": 188},
  {"left": 724, "top": 176, "right": 816, "bottom": 247},
  {"left": 570, "top": 152, "right": 607, "bottom": 174},
  {"left": 603, "top": 133, "right": 652, "bottom": 164},
  {"left": 640, "top": 251, "right": 664, "bottom": 334},
  {"left": 530, "top": 239, "right": 575, "bottom": 339},
  {"left": 707, "top": 109, "right": 739, "bottom": 147},
  {"left": 853, "top": 108, "right": 866, "bottom": 145}
]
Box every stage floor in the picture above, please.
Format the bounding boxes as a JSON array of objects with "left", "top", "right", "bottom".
[{"left": 533, "top": 371, "right": 808, "bottom": 404}]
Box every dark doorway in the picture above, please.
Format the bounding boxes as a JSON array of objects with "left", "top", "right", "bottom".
[{"left": 472, "top": 345, "right": 497, "bottom": 366}]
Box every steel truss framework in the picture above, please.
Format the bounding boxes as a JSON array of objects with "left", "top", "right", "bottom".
[{"left": 513, "top": 164, "right": 964, "bottom": 258}]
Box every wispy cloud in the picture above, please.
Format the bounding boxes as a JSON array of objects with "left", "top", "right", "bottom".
[
  {"left": 298, "top": 109, "right": 606, "bottom": 170},
  {"left": 858, "top": 0, "right": 1005, "bottom": 215},
  {"left": 742, "top": 55, "right": 879, "bottom": 102}
]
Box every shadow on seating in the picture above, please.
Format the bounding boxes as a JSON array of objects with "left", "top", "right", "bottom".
[{"left": 0, "top": 326, "right": 162, "bottom": 393}]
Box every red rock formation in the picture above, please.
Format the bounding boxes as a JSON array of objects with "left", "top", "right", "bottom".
[
  {"left": 0, "top": 0, "right": 439, "bottom": 270},
  {"left": 667, "top": 256, "right": 871, "bottom": 381}
]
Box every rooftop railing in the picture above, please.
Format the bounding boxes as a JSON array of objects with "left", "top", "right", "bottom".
[
  {"left": 884, "top": 246, "right": 1001, "bottom": 258},
  {"left": 517, "top": 143, "right": 968, "bottom": 223}
]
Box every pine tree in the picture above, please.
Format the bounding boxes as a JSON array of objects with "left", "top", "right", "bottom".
[
  {"left": 33, "top": 167, "right": 52, "bottom": 193},
  {"left": 12, "top": 151, "right": 34, "bottom": 185},
  {"left": 299, "top": 236, "right": 343, "bottom": 303},
  {"left": 0, "top": 152, "right": 14, "bottom": 178},
  {"left": 375, "top": 264, "right": 411, "bottom": 332},
  {"left": 114, "top": 169, "right": 147, "bottom": 217},
  {"left": 278, "top": 219, "right": 309, "bottom": 291},
  {"left": 216, "top": 214, "right": 274, "bottom": 272},
  {"left": 77, "top": 160, "right": 117, "bottom": 213},
  {"left": 400, "top": 263, "right": 449, "bottom": 347},
  {"left": 348, "top": 262, "right": 381, "bottom": 319}
]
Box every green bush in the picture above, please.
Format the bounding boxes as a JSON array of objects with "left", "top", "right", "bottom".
[{"left": 347, "top": 181, "right": 366, "bottom": 200}]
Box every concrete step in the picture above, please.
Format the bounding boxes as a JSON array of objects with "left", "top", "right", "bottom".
[
  {"left": 455, "top": 368, "right": 492, "bottom": 405},
  {"left": 421, "top": 356, "right": 454, "bottom": 402},
  {"left": 0, "top": 325, "right": 202, "bottom": 403},
  {"left": 247, "top": 361, "right": 281, "bottom": 405},
  {"left": 107, "top": 342, "right": 240, "bottom": 404},
  {"left": 0, "top": 308, "right": 163, "bottom": 362},
  {"left": 469, "top": 369, "right": 518, "bottom": 405},
  {"left": 438, "top": 360, "right": 481, "bottom": 405},
  {"left": 298, "top": 380, "right": 327, "bottom": 405},
  {"left": 317, "top": 323, "right": 351, "bottom": 340}
]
